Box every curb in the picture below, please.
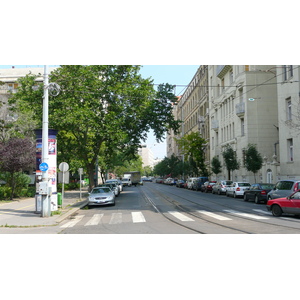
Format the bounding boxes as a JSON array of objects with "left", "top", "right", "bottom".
[{"left": 55, "top": 200, "right": 88, "bottom": 223}]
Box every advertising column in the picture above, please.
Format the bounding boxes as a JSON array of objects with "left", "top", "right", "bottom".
[{"left": 35, "top": 129, "right": 58, "bottom": 212}]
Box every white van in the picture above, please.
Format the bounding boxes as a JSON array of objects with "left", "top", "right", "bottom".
[{"left": 187, "top": 177, "right": 198, "bottom": 189}]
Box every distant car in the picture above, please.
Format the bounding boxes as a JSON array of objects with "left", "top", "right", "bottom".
[
  {"left": 243, "top": 183, "right": 275, "bottom": 204},
  {"left": 226, "top": 182, "right": 251, "bottom": 198},
  {"left": 201, "top": 181, "right": 217, "bottom": 193},
  {"left": 192, "top": 177, "right": 209, "bottom": 191},
  {"left": 176, "top": 180, "right": 185, "bottom": 188},
  {"left": 165, "top": 178, "right": 176, "bottom": 185},
  {"left": 267, "top": 180, "right": 300, "bottom": 200},
  {"left": 106, "top": 179, "right": 123, "bottom": 192},
  {"left": 266, "top": 190, "right": 300, "bottom": 217},
  {"left": 212, "top": 180, "right": 233, "bottom": 195},
  {"left": 88, "top": 187, "right": 115, "bottom": 207},
  {"left": 187, "top": 177, "right": 198, "bottom": 190},
  {"left": 155, "top": 178, "right": 164, "bottom": 184}
]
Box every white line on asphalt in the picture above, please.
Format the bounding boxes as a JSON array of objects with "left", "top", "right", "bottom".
[
  {"left": 252, "top": 209, "right": 272, "bottom": 215},
  {"left": 109, "top": 213, "right": 122, "bottom": 224},
  {"left": 131, "top": 212, "right": 146, "bottom": 223},
  {"left": 84, "top": 214, "right": 104, "bottom": 226},
  {"left": 224, "top": 209, "right": 269, "bottom": 220},
  {"left": 60, "top": 215, "right": 84, "bottom": 228},
  {"left": 168, "top": 211, "right": 194, "bottom": 222},
  {"left": 197, "top": 210, "right": 232, "bottom": 221}
]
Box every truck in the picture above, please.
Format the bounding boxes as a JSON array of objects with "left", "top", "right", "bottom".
[{"left": 123, "top": 171, "right": 141, "bottom": 187}]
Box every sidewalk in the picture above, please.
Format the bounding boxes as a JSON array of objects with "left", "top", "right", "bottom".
[{"left": 0, "top": 189, "right": 89, "bottom": 227}]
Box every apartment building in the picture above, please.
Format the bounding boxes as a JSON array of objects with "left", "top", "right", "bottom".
[
  {"left": 168, "top": 65, "right": 300, "bottom": 183},
  {"left": 138, "top": 145, "right": 155, "bottom": 168},
  {"left": 170, "top": 66, "right": 209, "bottom": 168},
  {"left": 274, "top": 65, "right": 300, "bottom": 181},
  {"left": 209, "top": 65, "right": 279, "bottom": 183}
]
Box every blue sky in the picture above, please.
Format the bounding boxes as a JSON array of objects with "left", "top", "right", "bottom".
[
  {"left": 0, "top": 64, "right": 199, "bottom": 159},
  {"left": 138, "top": 65, "right": 199, "bottom": 159}
]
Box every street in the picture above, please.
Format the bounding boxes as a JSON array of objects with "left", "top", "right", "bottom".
[{"left": 58, "top": 182, "right": 300, "bottom": 234}]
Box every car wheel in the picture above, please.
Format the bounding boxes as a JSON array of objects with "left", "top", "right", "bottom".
[
  {"left": 218, "top": 190, "right": 221, "bottom": 195},
  {"left": 243, "top": 194, "right": 248, "bottom": 201},
  {"left": 255, "top": 195, "right": 260, "bottom": 204},
  {"left": 271, "top": 204, "right": 282, "bottom": 217}
]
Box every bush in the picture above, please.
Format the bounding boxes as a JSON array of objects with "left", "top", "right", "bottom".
[
  {"left": 0, "top": 186, "right": 12, "bottom": 200},
  {"left": 57, "top": 182, "right": 80, "bottom": 192}
]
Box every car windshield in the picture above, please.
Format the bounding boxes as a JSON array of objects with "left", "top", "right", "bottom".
[
  {"left": 122, "top": 178, "right": 129, "bottom": 181},
  {"left": 224, "top": 181, "right": 233, "bottom": 185},
  {"left": 239, "top": 183, "right": 251, "bottom": 186},
  {"left": 276, "top": 181, "right": 294, "bottom": 190},
  {"left": 92, "top": 188, "right": 110, "bottom": 194},
  {"left": 260, "top": 184, "right": 275, "bottom": 189}
]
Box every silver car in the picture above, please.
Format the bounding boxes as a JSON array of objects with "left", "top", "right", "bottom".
[
  {"left": 267, "top": 180, "right": 300, "bottom": 200},
  {"left": 88, "top": 187, "right": 115, "bottom": 207}
]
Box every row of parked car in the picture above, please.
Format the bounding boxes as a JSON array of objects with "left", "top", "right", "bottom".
[{"left": 158, "top": 177, "right": 300, "bottom": 217}]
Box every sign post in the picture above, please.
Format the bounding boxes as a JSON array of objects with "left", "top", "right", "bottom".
[
  {"left": 59, "top": 162, "right": 69, "bottom": 208},
  {"left": 78, "top": 168, "right": 83, "bottom": 199}
]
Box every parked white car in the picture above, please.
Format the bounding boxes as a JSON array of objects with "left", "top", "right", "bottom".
[
  {"left": 187, "top": 177, "right": 198, "bottom": 189},
  {"left": 226, "top": 182, "right": 251, "bottom": 198}
]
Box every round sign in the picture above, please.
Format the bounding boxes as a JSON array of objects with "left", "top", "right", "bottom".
[
  {"left": 39, "top": 162, "right": 49, "bottom": 172},
  {"left": 59, "top": 162, "right": 69, "bottom": 172}
]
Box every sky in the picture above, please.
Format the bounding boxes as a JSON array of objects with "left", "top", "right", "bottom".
[
  {"left": 138, "top": 65, "right": 199, "bottom": 159},
  {"left": 0, "top": 64, "right": 199, "bottom": 160}
]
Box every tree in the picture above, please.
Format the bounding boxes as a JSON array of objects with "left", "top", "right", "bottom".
[
  {"left": 244, "top": 144, "right": 263, "bottom": 183},
  {"left": 0, "top": 138, "right": 35, "bottom": 199},
  {"left": 211, "top": 156, "right": 222, "bottom": 176},
  {"left": 222, "top": 145, "right": 240, "bottom": 180},
  {"left": 175, "top": 131, "right": 208, "bottom": 176},
  {"left": 9, "top": 66, "right": 181, "bottom": 190}
]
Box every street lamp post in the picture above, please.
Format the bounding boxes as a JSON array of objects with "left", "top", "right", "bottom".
[{"left": 41, "top": 65, "right": 50, "bottom": 217}]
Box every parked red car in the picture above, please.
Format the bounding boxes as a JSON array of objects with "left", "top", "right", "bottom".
[{"left": 266, "top": 190, "right": 300, "bottom": 217}]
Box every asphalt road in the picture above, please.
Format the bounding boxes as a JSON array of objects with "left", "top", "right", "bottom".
[{"left": 58, "top": 182, "right": 300, "bottom": 234}]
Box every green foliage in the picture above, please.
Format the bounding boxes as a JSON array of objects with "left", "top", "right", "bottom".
[
  {"left": 10, "top": 66, "right": 180, "bottom": 190},
  {"left": 175, "top": 132, "right": 208, "bottom": 176},
  {"left": 244, "top": 144, "right": 263, "bottom": 182},
  {"left": 211, "top": 156, "right": 222, "bottom": 175},
  {"left": 222, "top": 145, "right": 240, "bottom": 180}
]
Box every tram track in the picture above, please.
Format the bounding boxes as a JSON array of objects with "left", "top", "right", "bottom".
[{"left": 143, "top": 184, "right": 300, "bottom": 234}]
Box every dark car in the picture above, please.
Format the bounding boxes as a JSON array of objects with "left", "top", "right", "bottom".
[
  {"left": 192, "top": 177, "right": 209, "bottom": 191},
  {"left": 243, "top": 183, "right": 275, "bottom": 204},
  {"left": 267, "top": 180, "right": 300, "bottom": 200},
  {"left": 201, "top": 181, "right": 217, "bottom": 193},
  {"left": 266, "top": 190, "right": 300, "bottom": 217},
  {"left": 176, "top": 180, "right": 185, "bottom": 188}
]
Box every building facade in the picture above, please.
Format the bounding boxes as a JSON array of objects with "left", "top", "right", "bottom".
[{"left": 167, "top": 65, "right": 300, "bottom": 184}]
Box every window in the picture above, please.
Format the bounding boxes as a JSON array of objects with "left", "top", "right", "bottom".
[
  {"left": 287, "top": 139, "right": 293, "bottom": 162},
  {"left": 283, "top": 65, "right": 294, "bottom": 81},
  {"left": 286, "top": 98, "right": 292, "bottom": 120},
  {"left": 241, "top": 118, "right": 245, "bottom": 136},
  {"left": 245, "top": 65, "right": 249, "bottom": 71}
]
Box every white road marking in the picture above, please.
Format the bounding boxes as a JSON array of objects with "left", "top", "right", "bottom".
[
  {"left": 224, "top": 209, "right": 269, "bottom": 220},
  {"left": 131, "top": 212, "right": 146, "bottom": 223},
  {"left": 252, "top": 209, "right": 272, "bottom": 215},
  {"left": 197, "top": 210, "right": 232, "bottom": 221},
  {"left": 84, "top": 214, "right": 104, "bottom": 226},
  {"left": 168, "top": 211, "right": 194, "bottom": 222},
  {"left": 60, "top": 215, "right": 84, "bottom": 228},
  {"left": 109, "top": 213, "right": 122, "bottom": 224}
]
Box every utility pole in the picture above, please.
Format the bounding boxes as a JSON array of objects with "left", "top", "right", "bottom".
[{"left": 41, "top": 65, "right": 50, "bottom": 217}]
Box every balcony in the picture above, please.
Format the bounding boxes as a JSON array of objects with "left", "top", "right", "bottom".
[
  {"left": 235, "top": 102, "right": 245, "bottom": 117},
  {"left": 216, "top": 65, "right": 232, "bottom": 79},
  {"left": 211, "top": 119, "right": 219, "bottom": 131}
]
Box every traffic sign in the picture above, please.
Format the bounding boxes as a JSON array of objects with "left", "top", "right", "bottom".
[
  {"left": 39, "top": 162, "right": 49, "bottom": 172},
  {"left": 59, "top": 162, "right": 69, "bottom": 172}
]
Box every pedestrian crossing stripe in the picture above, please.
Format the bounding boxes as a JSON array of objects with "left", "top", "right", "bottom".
[
  {"left": 224, "top": 209, "right": 269, "bottom": 220},
  {"left": 60, "top": 209, "right": 271, "bottom": 228},
  {"left": 168, "top": 211, "right": 194, "bottom": 222}
]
